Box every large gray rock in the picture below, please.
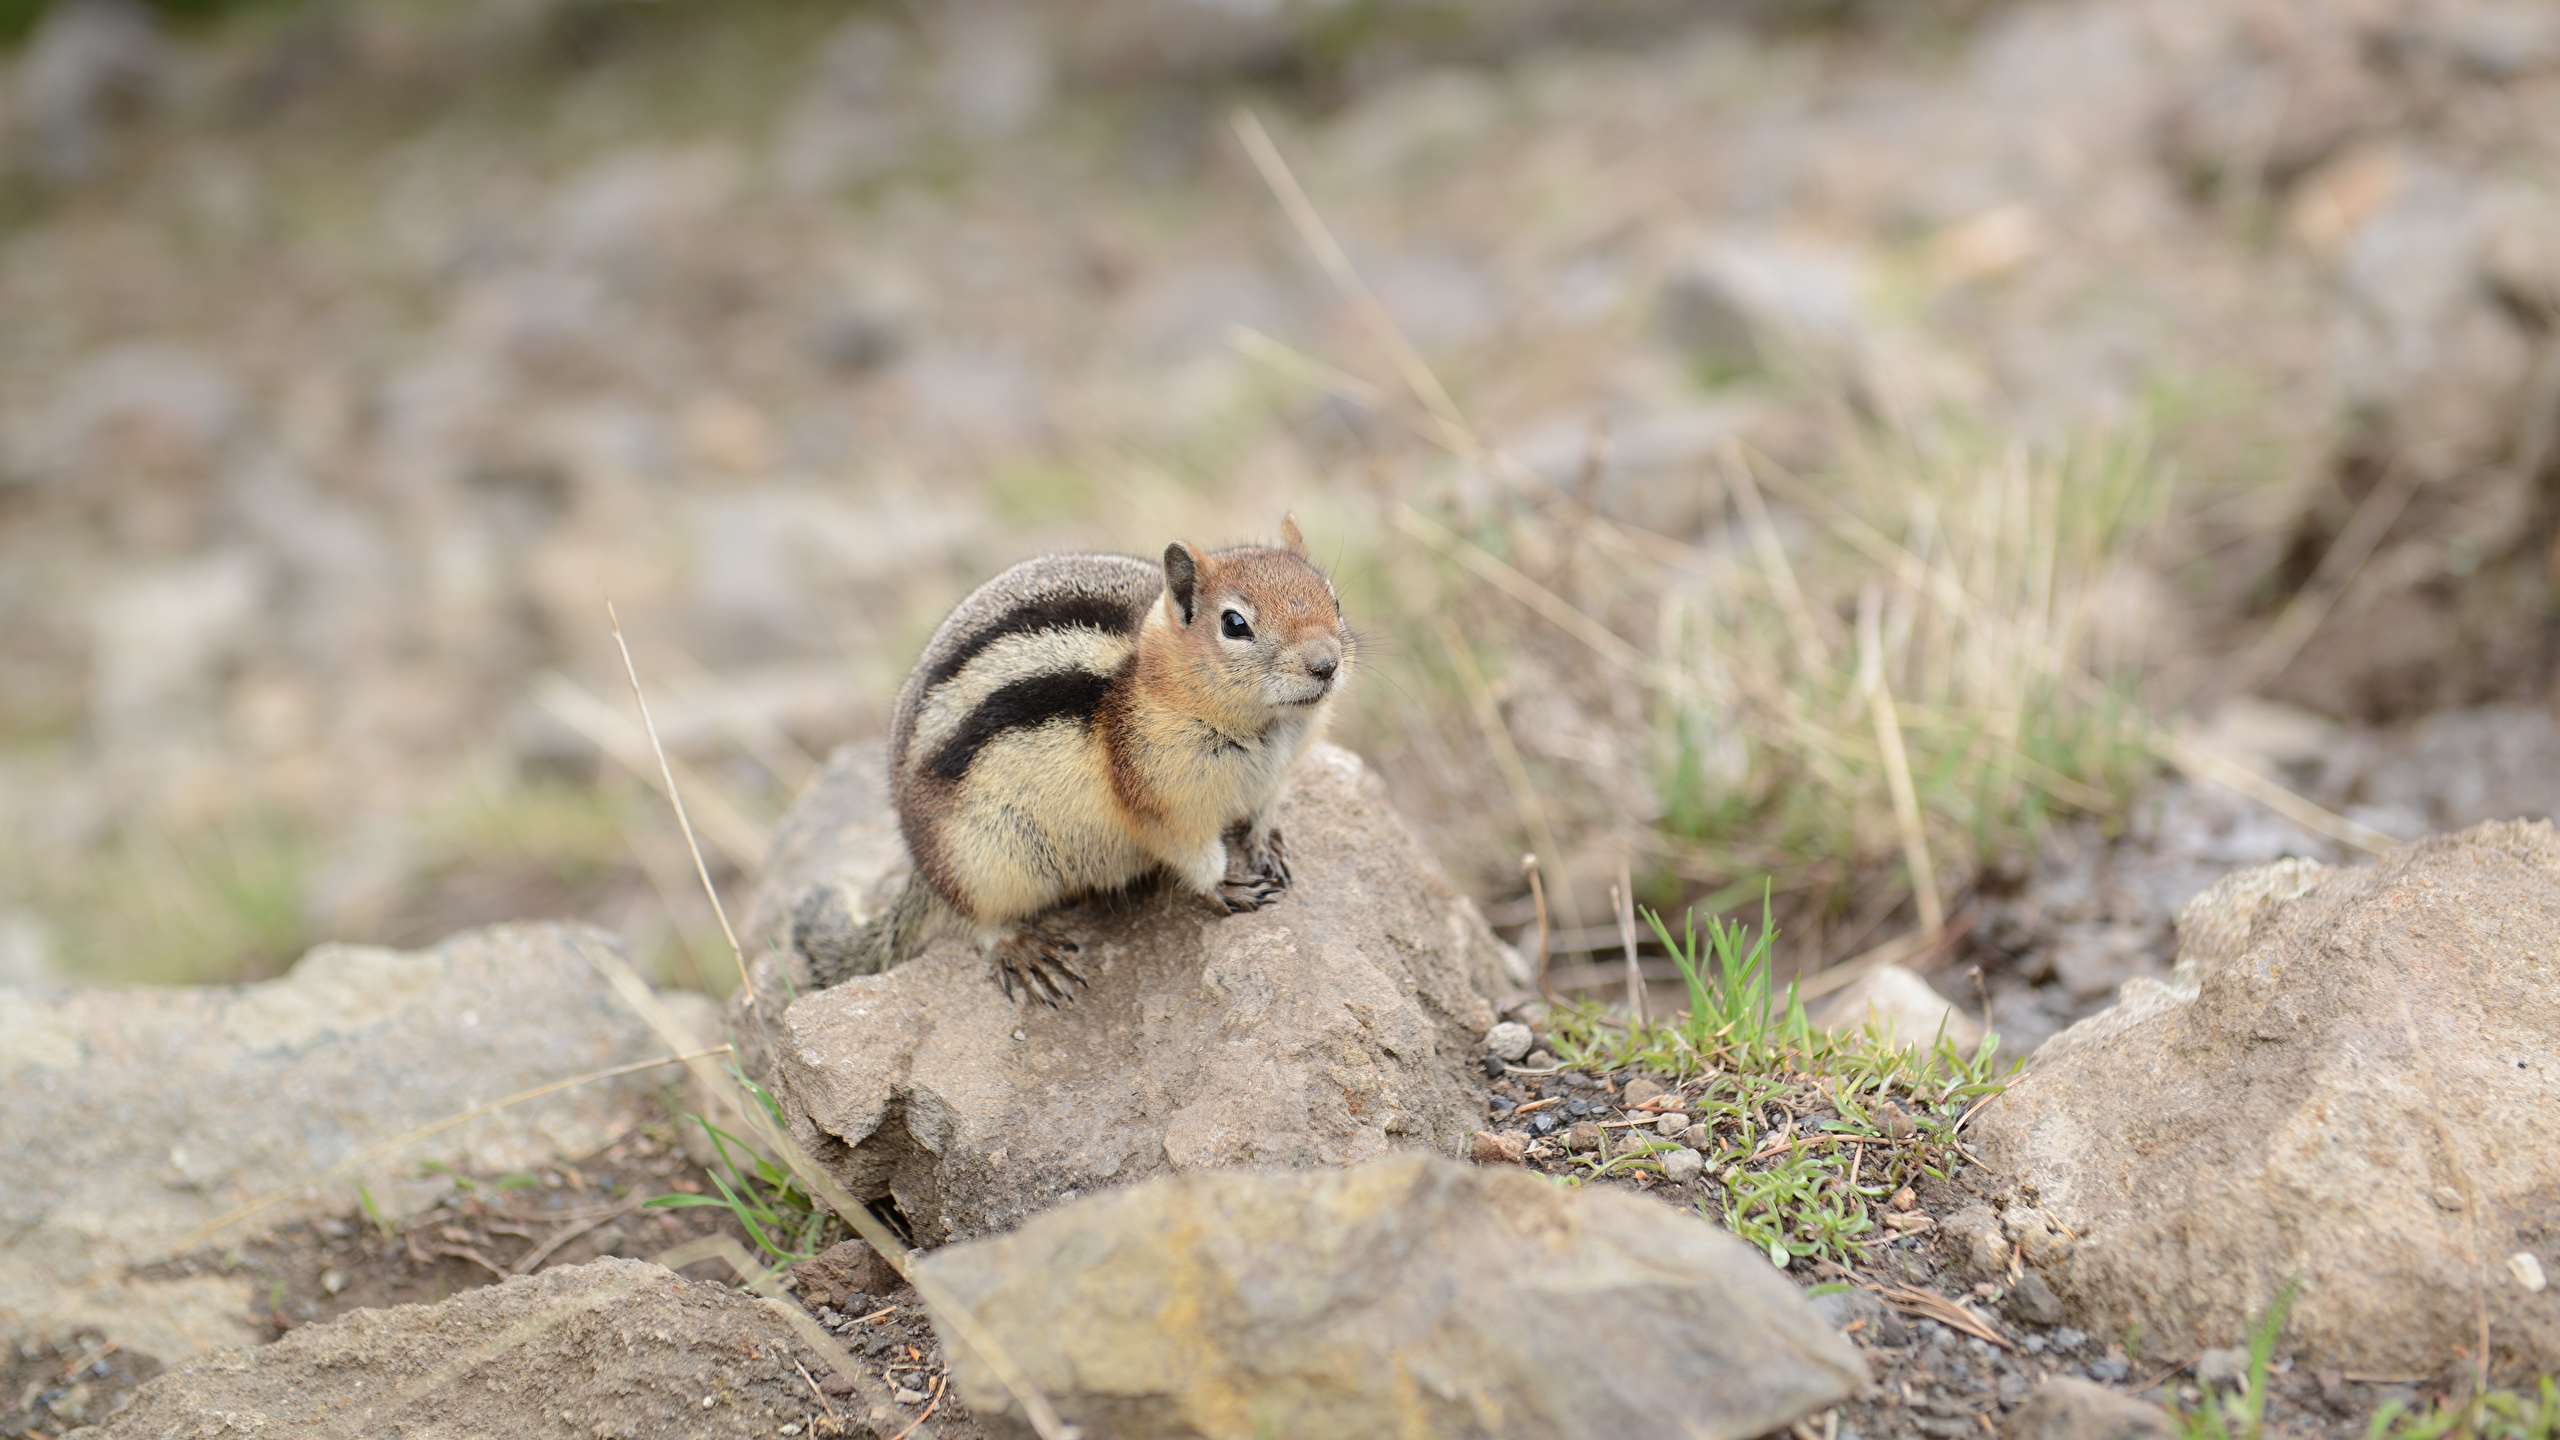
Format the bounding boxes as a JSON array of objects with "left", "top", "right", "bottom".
[
  {"left": 749, "top": 742, "right": 1518, "bottom": 1244},
  {"left": 65, "top": 1259, "right": 838, "bottom": 1440},
  {"left": 919, "top": 1152, "right": 1867, "bottom": 1440},
  {"left": 1972, "top": 822, "right": 2560, "bottom": 1376},
  {"left": 0, "top": 925, "right": 719, "bottom": 1362}
]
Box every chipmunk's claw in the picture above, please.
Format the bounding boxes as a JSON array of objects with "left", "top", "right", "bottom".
[
  {"left": 1217, "top": 825, "right": 1291, "bottom": 913},
  {"left": 993, "top": 927, "right": 1086, "bottom": 1006}
]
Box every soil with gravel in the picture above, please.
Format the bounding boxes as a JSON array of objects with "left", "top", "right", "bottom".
[
  {"left": 10, "top": 1099, "right": 978, "bottom": 1440},
  {"left": 1472, "top": 1059, "right": 2459, "bottom": 1440}
]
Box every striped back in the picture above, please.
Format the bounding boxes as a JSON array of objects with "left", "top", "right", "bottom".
[{"left": 889, "top": 553, "right": 1163, "bottom": 794}]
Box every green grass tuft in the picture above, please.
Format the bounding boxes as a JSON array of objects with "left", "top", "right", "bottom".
[
  {"left": 2369, "top": 1378, "right": 2560, "bottom": 1440},
  {"left": 1543, "top": 900, "right": 2011, "bottom": 1269},
  {"left": 645, "top": 1069, "right": 839, "bottom": 1268}
]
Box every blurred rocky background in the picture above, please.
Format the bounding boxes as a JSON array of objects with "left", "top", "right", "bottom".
[{"left": 4, "top": 0, "right": 2558, "bottom": 1037}]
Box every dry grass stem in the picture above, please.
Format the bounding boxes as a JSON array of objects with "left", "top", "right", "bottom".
[
  {"left": 594, "top": 616, "right": 1070, "bottom": 1440},
  {"left": 2223, "top": 464, "right": 2418, "bottom": 691},
  {"left": 1725, "top": 442, "right": 1832, "bottom": 675},
  {"left": 1737, "top": 443, "right": 2395, "bottom": 854},
  {"left": 1437, "top": 618, "right": 1584, "bottom": 936},
  {"left": 171, "top": 1045, "right": 732, "bottom": 1255},
  {"left": 1612, "top": 862, "right": 1647, "bottom": 1027},
  {"left": 1524, "top": 853, "right": 1555, "bottom": 1006},
  {"left": 606, "top": 603, "right": 757, "bottom": 1010},
  {"left": 1857, "top": 587, "right": 1944, "bottom": 936},
  {"left": 1231, "top": 108, "right": 1477, "bottom": 460},
  {"left": 1396, "top": 503, "right": 1650, "bottom": 677},
  {"left": 534, "top": 670, "right": 771, "bottom": 871},
  {"left": 656, "top": 1235, "right": 917, "bottom": 1429}
]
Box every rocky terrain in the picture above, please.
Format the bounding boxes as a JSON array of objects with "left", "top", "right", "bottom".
[{"left": 9, "top": 0, "right": 2560, "bottom": 1435}]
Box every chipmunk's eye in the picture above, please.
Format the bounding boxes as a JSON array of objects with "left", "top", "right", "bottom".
[{"left": 1220, "top": 609, "right": 1253, "bottom": 640}]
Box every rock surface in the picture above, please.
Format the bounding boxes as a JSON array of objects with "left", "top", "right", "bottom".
[
  {"left": 0, "top": 925, "right": 719, "bottom": 1360},
  {"left": 1972, "top": 821, "right": 2560, "bottom": 1375},
  {"left": 63, "top": 1259, "right": 836, "bottom": 1440},
  {"left": 1808, "top": 962, "right": 1984, "bottom": 1053},
  {"left": 2004, "top": 1376, "right": 2175, "bottom": 1440},
  {"left": 918, "top": 1152, "right": 1866, "bottom": 1440},
  {"left": 752, "top": 742, "right": 1519, "bottom": 1243}
]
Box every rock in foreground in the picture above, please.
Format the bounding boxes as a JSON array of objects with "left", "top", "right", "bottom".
[
  {"left": 919, "top": 1152, "right": 1867, "bottom": 1440},
  {"left": 754, "top": 742, "right": 1519, "bottom": 1243},
  {"left": 65, "top": 1259, "right": 835, "bottom": 1440},
  {"left": 0, "top": 924, "right": 718, "bottom": 1361},
  {"left": 1973, "top": 822, "right": 2560, "bottom": 1375}
]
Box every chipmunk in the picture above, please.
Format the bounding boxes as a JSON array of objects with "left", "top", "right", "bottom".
[{"left": 803, "top": 517, "right": 1351, "bottom": 1003}]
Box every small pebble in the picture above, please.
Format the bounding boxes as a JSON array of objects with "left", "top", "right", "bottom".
[
  {"left": 1565, "top": 1096, "right": 1593, "bottom": 1117},
  {"left": 2000, "top": 1271, "right": 2065, "bottom": 1328},
  {"left": 1485, "top": 1020, "right": 1534, "bottom": 1063},
  {"left": 2196, "top": 1346, "right": 2251, "bottom": 1389},
  {"left": 893, "top": 1387, "right": 930, "bottom": 1406},
  {"left": 2511, "top": 1252, "right": 2548, "bottom": 1293},
  {"left": 1564, "top": 1120, "right": 1603, "bottom": 1153},
  {"left": 1621, "top": 1076, "right": 1667, "bottom": 1107},
  {"left": 2052, "top": 1326, "right": 2088, "bottom": 1351},
  {"left": 1468, "top": 1130, "right": 1527, "bottom": 1165},
  {"left": 1678, "top": 1123, "right": 1711, "bottom": 1149},
  {"left": 1658, "top": 1147, "right": 1705, "bottom": 1183},
  {"left": 1481, "top": 1055, "right": 1507, "bottom": 1080},
  {"left": 2432, "top": 1185, "right": 2464, "bottom": 1211},
  {"left": 319, "top": 1268, "right": 347, "bottom": 1296},
  {"left": 1654, "top": 1111, "right": 1690, "bottom": 1136},
  {"left": 1524, "top": 1049, "right": 1555, "bottom": 1068},
  {"left": 781, "top": 1426, "right": 802, "bottom": 1436}
]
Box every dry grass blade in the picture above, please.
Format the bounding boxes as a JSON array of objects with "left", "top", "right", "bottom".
[
  {"left": 597, "top": 619, "right": 1072, "bottom": 1440},
  {"left": 533, "top": 669, "right": 772, "bottom": 872},
  {"left": 2223, "top": 465, "right": 2417, "bottom": 692},
  {"left": 576, "top": 930, "right": 1072, "bottom": 1440},
  {"left": 1724, "top": 440, "right": 1830, "bottom": 674},
  {"left": 1613, "top": 861, "right": 1646, "bottom": 1027},
  {"left": 1227, "top": 324, "right": 1395, "bottom": 412},
  {"left": 1231, "top": 108, "right": 1477, "bottom": 460},
  {"left": 656, "top": 1234, "right": 922, "bottom": 1434},
  {"left": 1437, "top": 619, "right": 1584, "bottom": 936},
  {"left": 607, "top": 604, "right": 759, "bottom": 1013},
  {"left": 169, "top": 1045, "right": 731, "bottom": 1255},
  {"left": 1395, "top": 503, "right": 1650, "bottom": 677},
  {"left": 1856, "top": 587, "right": 1943, "bottom": 936},
  {"left": 1735, "top": 445, "right": 2395, "bottom": 854},
  {"left": 1875, "top": 1283, "right": 2012, "bottom": 1349}
]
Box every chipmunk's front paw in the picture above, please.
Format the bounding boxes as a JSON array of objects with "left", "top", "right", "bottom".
[
  {"left": 1217, "top": 825, "right": 1290, "bottom": 913},
  {"left": 991, "top": 925, "right": 1086, "bottom": 1006}
]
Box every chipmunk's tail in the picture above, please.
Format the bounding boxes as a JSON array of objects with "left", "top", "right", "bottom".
[{"left": 790, "top": 869, "right": 949, "bottom": 987}]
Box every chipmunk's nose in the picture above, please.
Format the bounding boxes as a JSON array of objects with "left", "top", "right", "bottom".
[{"left": 1305, "top": 641, "right": 1341, "bottom": 683}]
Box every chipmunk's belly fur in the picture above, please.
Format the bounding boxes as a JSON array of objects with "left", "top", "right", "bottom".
[{"left": 890, "top": 552, "right": 1313, "bottom": 927}]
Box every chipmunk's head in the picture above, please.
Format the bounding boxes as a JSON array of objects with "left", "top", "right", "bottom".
[{"left": 1154, "top": 515, "right": 1351, "bottom": 727}]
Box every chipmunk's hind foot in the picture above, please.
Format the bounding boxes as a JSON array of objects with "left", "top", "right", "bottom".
[{"left": 991, "top": 924, "right": 1087, "bottom": 1006}]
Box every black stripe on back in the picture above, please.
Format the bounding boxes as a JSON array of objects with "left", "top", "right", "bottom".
[
  {"left": 924, "top": 594, "right": 1145, "bottom": 691},
  {"left": 928, "top": 667, "right": 1117, "bottom": 783}
]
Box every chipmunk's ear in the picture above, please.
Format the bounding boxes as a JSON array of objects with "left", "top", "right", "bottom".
[
  {"left": 1280, "top": 513, "right": 1307, "bottom": 558},
  {"left": 1162, "top": 542, "right": 1201, "bottom": 625}
]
